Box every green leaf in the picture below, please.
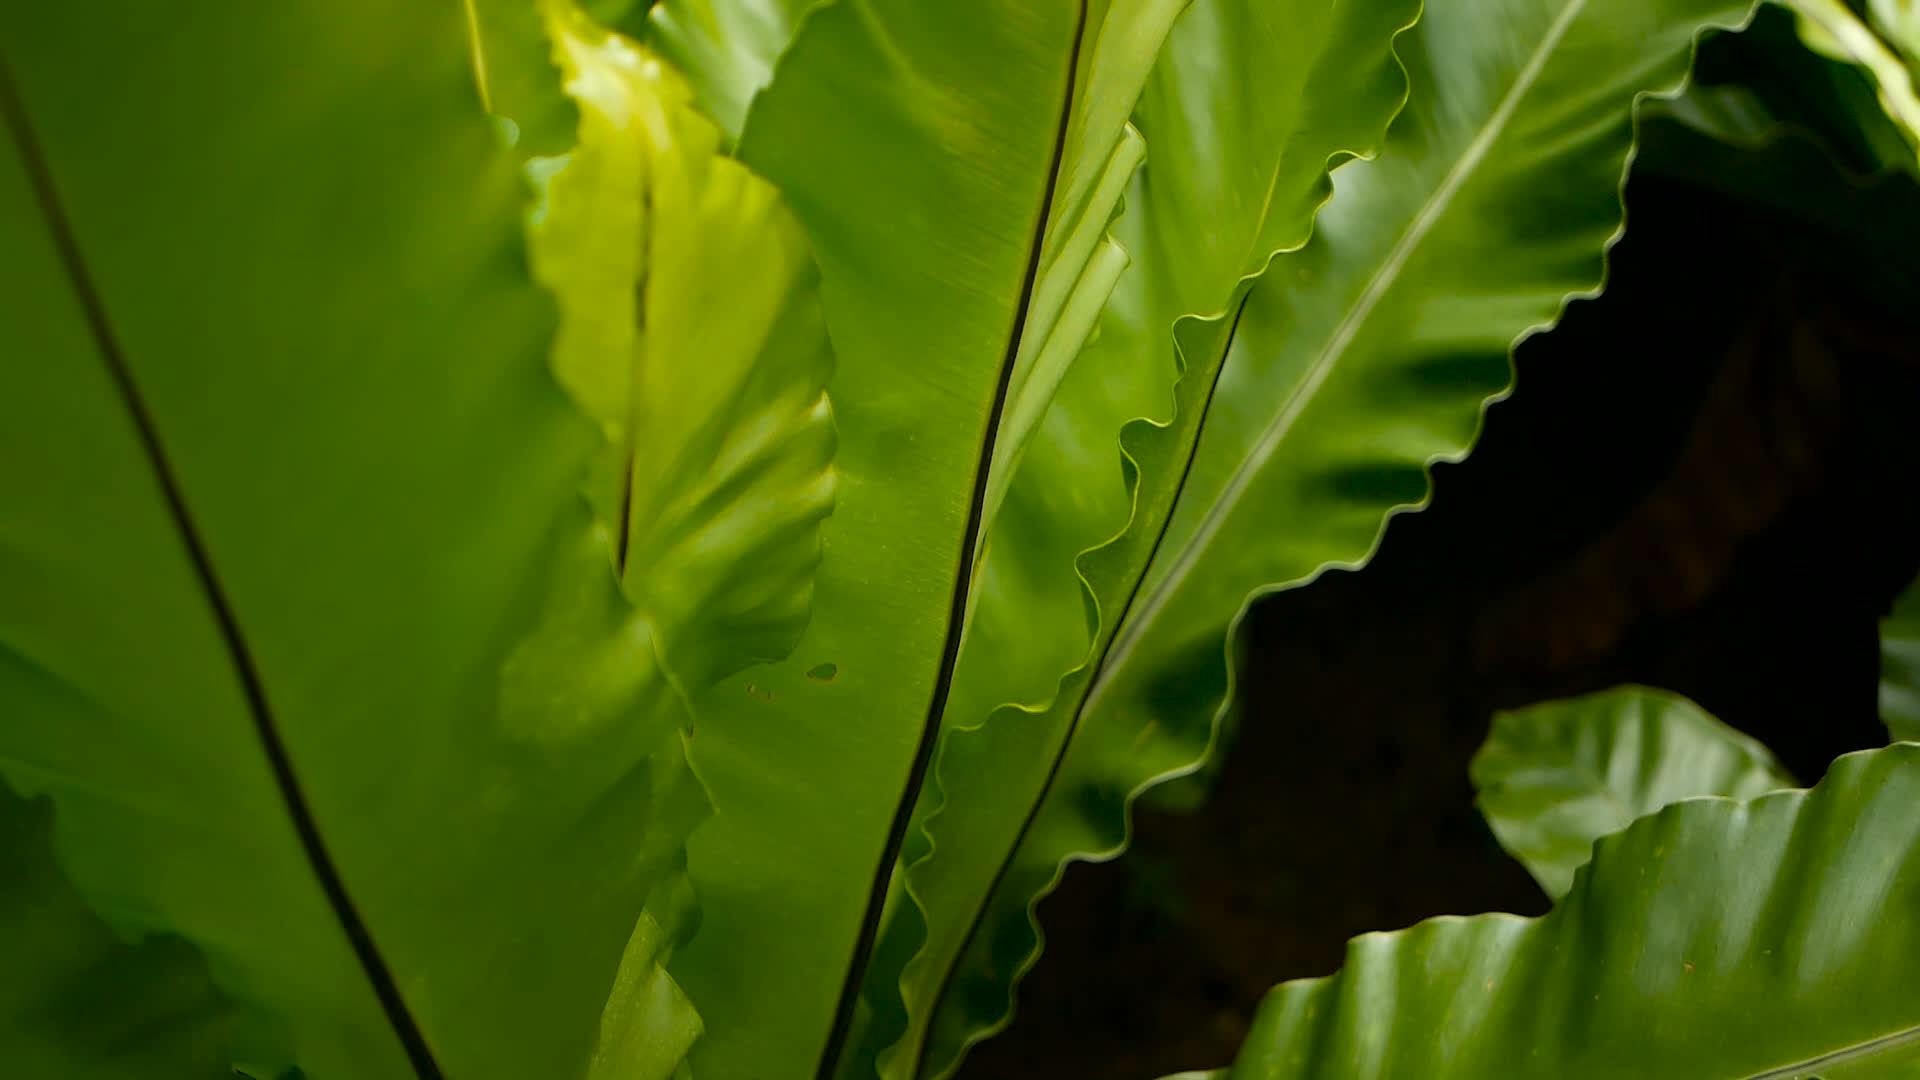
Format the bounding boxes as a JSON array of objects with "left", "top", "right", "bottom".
[
  {"left": 645, "top": 0, "right": 826, "bottom": 142},
  {"left": 0, "top": 2, "right": 817, "bottom": 1076},
  {"left": 1200, "top": 743, "right": 1920, "bottom": 1079},
  {"left": 0, "top": 780, "right": 231, "bottom": 1078},
  {"left": 526, "top": 4, "right": 842, "bottom": 1073},
  {"left": 1471, "top": 687, "right": 1794, "bottom": 900},
  {"left": 819, "top": 0, "right": 1201, "bottom": 1071},
  {"left": 1882, "top": 574, "right": 1920, "bottom": 740},
  {"left": 884, "top": 0, "right": 1423, "bottom": 1075},
  {"left": 1717, "top": 4, "right": 1920, "bottom": 177},
  {"left": 898, "top": 0, "right": 1757, "bottom": 1073},
  {"left": 531, "top": 2, "right": 838, "bottom": 691},
  {"left": 649, "top": 1, "right": 1095, "bottom": 1076}
]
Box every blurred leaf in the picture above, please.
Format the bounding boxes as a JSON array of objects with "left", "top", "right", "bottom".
[{"left": 1870, "top": 0, "right": 1920, "bottom": 64}]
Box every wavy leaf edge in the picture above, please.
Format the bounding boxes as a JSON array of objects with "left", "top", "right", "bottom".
[
  {"left": 901, "top": 4, "right": 1771, "bottom": 1073},
  {"left": 890, "top": 8, "right": 1430, "bottom": 1073}
]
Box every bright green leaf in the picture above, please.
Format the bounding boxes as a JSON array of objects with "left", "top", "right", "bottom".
[
  {"left": 532, "top": 2, "right": 838, "bottom": 691},
  {"left": 645, "top": 0, "right": 827, "bottom": 142},
  {"left": 899, "top": 0, "right": 1759, "bottom": 1074}
]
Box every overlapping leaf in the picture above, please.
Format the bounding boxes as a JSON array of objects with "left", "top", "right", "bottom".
[
  {"left": 1635, "top": 26, "right": 1920, "bottom": 304},
  {"left": 882, "top": 1, "right": 1422, "bottom": 1075},
  {"left": 527, "top": 4, "right": 842, "bottom": 1072},
  {"left": 0, "top": 2, "right": 828, "bottom": 1076},
  {"left": 1471, "top": 686, "right": 1793, "bottom": 899},
  {"left": 890, "top": 1, "right": 1760, "bottom": 1075},
  {"left": 1197, "top": 743, "right": 1920, "bottom": 1079},
  {"left": 531, "top": 2, "right": 838, "bottom": 695},
  {"left": 650, "top": 1, "right": 1092, "bottom": 1075},
  {"left": 463, "top": 0, "right": 577, "bottom": 156}
]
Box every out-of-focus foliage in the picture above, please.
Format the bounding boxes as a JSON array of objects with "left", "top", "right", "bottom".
[{"left": 1472, "top": 687, "right": 1793, "bottom": 899}]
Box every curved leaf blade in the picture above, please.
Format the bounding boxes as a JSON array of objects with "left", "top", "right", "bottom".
[
  {"left": 895, "top": 1, "right": 1424, "bottom": 1075},
  {"left": 1785, "top": 0, "right": 1920, "bottom": 158},
  {"left": 1208, "top": 743, "right": 1920, "bottom": 1079},
  {"left": 1471, "top": 686, "right": 1794, "bottom": 900},
  {"left": 2, "top": 4, "right": 802, "bottom": 1076},
  {"left": 653, "top": 1, "right": 1093, "bottom": 1075},
  {"left": 977, "top": 0, "right": 1193, "bottom": 538},
  {"left": 526, "top": 6, "right": 843, "bottom": 1073}
]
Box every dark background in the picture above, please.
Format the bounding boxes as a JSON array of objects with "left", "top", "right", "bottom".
[{"left": 958, "top": 24, "right": 1920, "bottom": 1080}]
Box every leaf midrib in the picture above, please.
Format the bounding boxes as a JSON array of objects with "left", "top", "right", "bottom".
[
  {"left": 1087, "top": 0, "right": 1593, "bottom": 711},
  {"left": 0, "top": 51, "right": 442, "bottom": 1080},
  {"left": 812, "top": 3, "right": 1092, "bottom": 1076}
]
